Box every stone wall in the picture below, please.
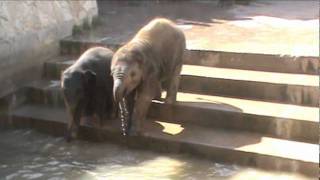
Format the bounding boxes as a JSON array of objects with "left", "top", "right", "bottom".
[{"left": 0, "top": 1, "right": 98, "bottom": 96}]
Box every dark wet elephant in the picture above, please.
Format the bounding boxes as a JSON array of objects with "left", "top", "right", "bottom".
[
  {"left": 61, "top": 47, "right": 115, "bottom": 142},
  {"left": 111, "top": 18, "right": 186, "bottom": 136}
]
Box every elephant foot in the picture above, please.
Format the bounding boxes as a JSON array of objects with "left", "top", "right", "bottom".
[
  {"left": 81, "top": 116, "right": 99, "bottom": 127},
  {"left": 96, "top": 114, "right": 105, "bottom": 126},
  {"left": 165, "top": 98, "right": 176, "bottom": 105},
  {"left": 153, "top": 91, "right": 162, "bottom": 101},
  {"left": 128, "top": 125, "right": 142, "bottom": 137},
  {"left": 71, "top": 130, "right": 78, "bottom": 139},
  {"left": 64, "top": 132, "right": 72, "bottom": 142},
  {"left": 99, "top": 120, "right": 106, "bottom": 127},
  {"left": 153, "top": 95, "right": 162, "bottom": 101},
  {"left": 65, "top": 129, "right": 78, "bottom": 142},
  {"left": 128, "top": 130, "right": 139, "bottom": 136}
]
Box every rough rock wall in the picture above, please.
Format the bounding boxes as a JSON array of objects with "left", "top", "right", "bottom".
[{"left": 0, "top": 1, "right": 98, "bottom": 96}]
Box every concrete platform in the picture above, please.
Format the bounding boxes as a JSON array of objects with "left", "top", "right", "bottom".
[
  {"left": 92, "top": 0, "right": 319, "bottom": 56},
  {"left": 9, "top": 104, "right": 318, "bottom": 177},
  {"left": 23, "top": 80, "right": 318, "bottom": 143}
]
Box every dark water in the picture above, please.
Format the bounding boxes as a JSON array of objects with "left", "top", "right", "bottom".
[{"left": 0, "top": 129, "right": 241, "bottom": 180}]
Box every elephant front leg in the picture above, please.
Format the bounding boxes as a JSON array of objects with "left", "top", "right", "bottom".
[
  {"left": 130, "top": 94, "right": 153, "bottom": 136},
  {"left": 65, "top": 105, "right": 81, "bottom": 142},
  {"left": 130, "top": 80, "right": 159, "bottom": 136},
  {"left": 165, "top": 64, "right": 182, "bottom": 104},
  {"left": 81, "top": 114, "right": 100, "bottom": 127},
  {"left": 68, "top": 118, "right": 81, "bottom": 141}
]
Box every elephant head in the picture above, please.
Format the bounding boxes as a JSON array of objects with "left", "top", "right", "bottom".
[
  {"left": 111, "top": 50, "right": 144, "bottom": 135},
  {"left": 62, "top": 70, "right": 96, "bottom": 108},
  {"left": 61, "top": 69, "right": 96, "bottom": 141}
]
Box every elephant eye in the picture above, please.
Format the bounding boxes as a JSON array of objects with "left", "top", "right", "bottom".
[{"left": 130, "top": 71, "right": 136, "bottom": 78}]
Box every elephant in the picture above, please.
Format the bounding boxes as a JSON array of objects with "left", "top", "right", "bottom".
[
  {"left": 61, "top": 47, "right": 115, "bottom": 142},
  {"left": 111, "top": 18, "right": 186, "bottom": 136}
]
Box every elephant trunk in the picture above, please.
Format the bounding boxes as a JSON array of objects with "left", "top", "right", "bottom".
[
  {"left": 119, "top": 98, "right": 129, "bottom": 136},
  {"left": 113, "top": 78, "right": 129, "bottom": 136},
  {"left": 113, "top": 79, "right": 125, "bottom": 104}
]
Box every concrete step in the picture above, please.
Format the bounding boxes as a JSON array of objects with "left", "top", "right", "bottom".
[
  {"left": 9, "top": 104, "right": 318, "bottom": 177},
  {"left": 60, "top": 37, "right": 319, "bottom": 75},
  {"left": 24, "top": 80, "right": 318, "bottom": 143},
  {"left": 180, "top": 65, "right": 318, "bottom": 107},
  {"left": 44, "top": 59, "right": 319, "bottom": 107}
]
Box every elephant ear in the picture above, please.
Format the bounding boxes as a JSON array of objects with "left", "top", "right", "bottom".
[{"left": 82, "top": 70, "right": 96, "bottom": 88}]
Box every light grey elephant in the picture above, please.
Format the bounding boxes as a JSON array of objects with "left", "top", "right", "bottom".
[{"left": 111, "top": 18, "right": 186, "bottom": 136}]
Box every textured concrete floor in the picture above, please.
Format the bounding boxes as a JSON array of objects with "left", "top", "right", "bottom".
[{"left": 87, "top": 0, "right": 319, "bottom": 56}]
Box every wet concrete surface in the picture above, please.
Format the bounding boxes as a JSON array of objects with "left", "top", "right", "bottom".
[
  {"left": 9, "top": 104, "right": 319, "bottom": 171},
  {"left": 0, "top": 129, "right": 312, "bottom": 180},
  {"left": 76, "top": 0, "right": 319, "bottom": 56}
]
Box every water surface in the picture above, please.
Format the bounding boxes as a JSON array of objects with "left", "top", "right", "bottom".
[
  {"left": 0, "top": 129, "right": 311, "bottom": 180},
  {"left": 0, "top": 129, "right": 239, "bottom": 180}
]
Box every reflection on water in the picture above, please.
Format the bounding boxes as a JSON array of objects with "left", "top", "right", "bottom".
[
  {"left": 0, "top": 129, "right": 238, "bottom": 180},
  {"left": 0, "top": 129, "right": 312, "bottom": 180}
]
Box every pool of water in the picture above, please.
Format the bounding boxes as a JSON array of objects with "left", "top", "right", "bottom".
[
  {"left": 0, "top": 129, "right": 240, "bottom": 180},
  {"left": 0, "top": 129, "right": 311, "bottom": 180}
]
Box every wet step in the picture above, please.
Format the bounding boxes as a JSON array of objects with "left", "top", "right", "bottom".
[
  {"left": 24, "top": 80, "right": 318, "bottom": 143},
  {"left": 9, "top": 104, "right": 318, "bottom": 177},
  {"left": 44, "top": 59, "right": 319, "bottom": 107},
  {"left": 59, "top": 37, "right": 319, "bottom": 75}
]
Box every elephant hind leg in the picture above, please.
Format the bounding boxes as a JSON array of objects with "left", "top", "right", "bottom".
[
  {"left": 165, "top": 63, "right": 182, "bottom": 104},
  {"left": 153, "top": 83, "right": 163, "bottom": 101}
]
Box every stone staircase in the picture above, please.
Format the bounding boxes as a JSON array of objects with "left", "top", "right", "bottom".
[{"left": 6, "top": 36, "right": 319, "bottom": 177}]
